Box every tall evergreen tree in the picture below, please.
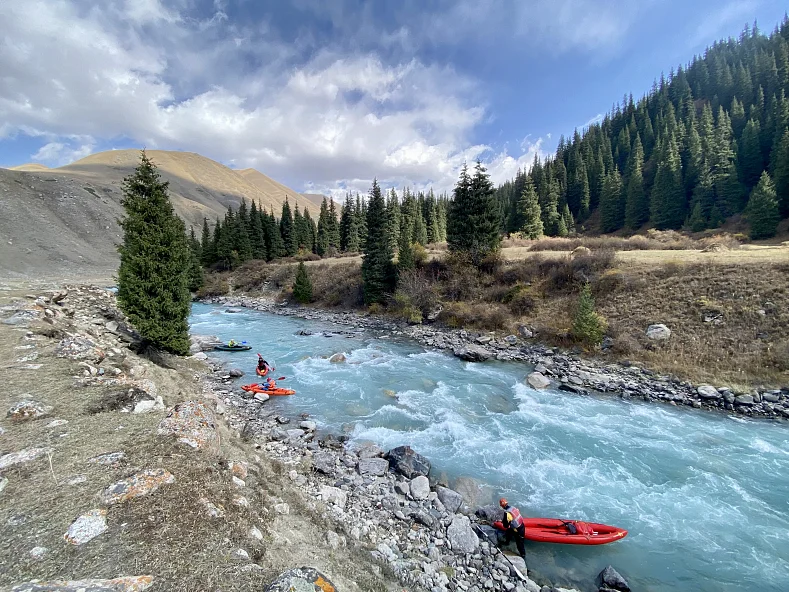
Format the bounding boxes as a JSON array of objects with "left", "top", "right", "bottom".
[
  {"left": 328, "top": 199, "right": 341, "bottom": 252},
  {"left": 515, "top": 178, "right": 543, "bottom": 239},
  {"left": 249, "top": 201, "right": 266, "bottom": 260},
  {"left": 280, "top": 198, "right": 297, "bottom": 256},
  {"left": 303, "top": 209, "right": 317, "bottom": 253},
  {"left": 746, "top": 171, "right": 781, "bottom": 238},
  {"left": 292, "top": 261, "right": 313, "bottom": 304},
  {"left": 772, "top": 128, "right": 789, "bottom": 216},
  {"left": 651, "top": 134, "right": 687, "bottom": 229},
  {"left": 739, "top": 118, "right": 765, "bottom": 189},
  {"left": 200, "top": 217, "right": 215, "bottom": 266},
  {"left": 600, "top": 168, "right": 625, "bottom": 233},
  {"left": 117, "top": 151, "right": 190, "bottom": 355},
  {"left": 187, "top": 226, "right": 203, "bottom": 292},
  {"left": 316, "top": 198, "right": 330, "bottom": 257},
  {"left": 361, "top": 180, "right": 395, "bottom": 305},
  {"left": 625, "top": 135, "right": 648, "bottom": 229}
]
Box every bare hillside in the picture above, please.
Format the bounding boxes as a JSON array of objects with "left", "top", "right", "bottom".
[
  {"left": 0, "top": 150, "right": 319, "bottom": 279},
  {"left": 9, "top": 163, "right": 51, "bottom": 172}
]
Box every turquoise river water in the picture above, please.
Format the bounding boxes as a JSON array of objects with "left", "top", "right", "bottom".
[{"left": 191, "top": 303, "right": 789, "bottom": 592}]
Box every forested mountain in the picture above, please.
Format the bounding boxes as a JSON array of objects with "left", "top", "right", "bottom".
[{"left": 496, "top": 18, "right": 789, "bottom": 238}]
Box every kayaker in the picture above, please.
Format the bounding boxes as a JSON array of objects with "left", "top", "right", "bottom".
[
  {"left": 257, "top": 354, "right": 273, "bottom": 374},
  {"left": 262, "top": 376, "right": 276, "bottom": 391},
  {"left": 498, "top": 497, "right": 527, "bottom": 558},
  {"left": 228, "top": 339, "right": 237, "bottom": 347}
]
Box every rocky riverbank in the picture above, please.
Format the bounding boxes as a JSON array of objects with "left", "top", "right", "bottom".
[
  {"left": 204, "top": 295, "right": 789, "bottom": 422},
  {"left": 0, "top": 284, "right": 631, "bottom": 592}
]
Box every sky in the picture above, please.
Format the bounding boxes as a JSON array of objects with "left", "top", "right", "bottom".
[{"left": 1, "top": 0, "right": 787, "bottom": 199}]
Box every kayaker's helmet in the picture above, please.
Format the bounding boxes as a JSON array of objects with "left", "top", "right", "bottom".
[{"left": 499, "top": 498, "right": 508, "bottom": 508}]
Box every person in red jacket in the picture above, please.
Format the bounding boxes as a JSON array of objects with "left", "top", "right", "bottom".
[{"left": 497, "top": 497, "right": 527, "bottom": 558}]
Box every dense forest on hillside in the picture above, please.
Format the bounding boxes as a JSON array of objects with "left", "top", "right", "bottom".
[
  {"left": 196, "top": 17, "right": 789, "bottom": 276},
  {"left": 496, "top": 18, "right": 789, "bottom": 237}
]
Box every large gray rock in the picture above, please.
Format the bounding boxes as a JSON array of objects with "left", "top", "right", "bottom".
[
  {"left": 320, "top": 485, "right": 347, "bottom": 509},
  {"left": 518, "top": 325, "right": 534, "bottom": 339},
  {"left": 7, "top": 400, "right": 52, "bottom": 423},
  {"left": 597, "top": 565, "right": 630, "bottom": 592},
  {"left": 410, "top": 475, "right": 430, "bottom": 500},
  {"left": 645, "top": 324, "right": 671, "bottom": 341},
  {"left": 697, "top": 385, "right": 722, "bottom": 399},
  {"left": 99, "top": 469, "right": 175, "bottom": 505},
  {"left": 734, "top": 395, "right": 755, "bottom": 406},
  {"left": 526, "top": 372, "right": 551, "bottom": 390},
  {"left": 54, "top": 336, "right": 104, "bottom": 360},
  {"left": 157, "top": 401, "right": 217, "bottom": 449},
  {"left": 454, "top": 476, "right": 495, "bottom": 508},
  {"left": 0, "top": 447, "right": 52, "bottom": 471},
  {"left": 11, "top": 576, "right": 154, "bottom": 591},
  {"left": 475, "top": 503, "right": 502, "bottom": 523},
  {"left": 436, "top": 486, "right": 463, "bottom": 514},
  {"left": 446, "top": 515, "right": 479, "bottom": 554},
  {"left": 312, "top": 452, "right": 337, "bottom": 475},
  {"left": 386, "top": 445, "right": 431, "bottom": 478},
  {"left": 64, "top": 509, "right": 107, "bottom": 545},
  {"left": 357, "top": 457, "right": 389, "bottom": 476},
  {"left": 453, "top": 345, "right": 492, "bottom": 362}
]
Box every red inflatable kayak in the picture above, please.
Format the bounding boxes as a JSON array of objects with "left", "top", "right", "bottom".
[
  {"left": 494, "top": 518, "right": 627, "bottom": 545},
  {"left": 241, "top": 383, "right": 295, "bottom": 396},
  {"left": 255, "top": 367, "right": 268, "bottom": 377}
]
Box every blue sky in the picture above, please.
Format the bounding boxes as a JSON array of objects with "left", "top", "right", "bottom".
[{"left": 1, "top": 0, "right": 787, "bottom": 198}]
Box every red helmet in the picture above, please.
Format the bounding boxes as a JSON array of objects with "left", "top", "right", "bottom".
[{"left": 499, "top": 498, "right": 508, "bottom": 508}]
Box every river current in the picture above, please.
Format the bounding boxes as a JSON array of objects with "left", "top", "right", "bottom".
[{"left": 190, "top": 303, "right": 789, "bottom": 592}]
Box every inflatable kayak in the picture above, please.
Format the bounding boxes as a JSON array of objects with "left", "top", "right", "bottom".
[
  {"left": 494, "top": 519, "right": 627, "bottom": 545},
  {"left": 214, "top": 344, "right": 252, "bottom": 352},
  {"left": 241, "top": 383, "right": 295, "bottom": 396},
  {"left": 255, "top": 367, "right": 268, "bottom": 377}
]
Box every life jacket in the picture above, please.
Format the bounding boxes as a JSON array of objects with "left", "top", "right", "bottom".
[{"left": 505, "top": 505, "right": 524, "bottom": 529}]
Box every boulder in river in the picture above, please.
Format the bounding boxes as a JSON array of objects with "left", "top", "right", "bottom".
[
  {"left": 329, "top": 352, "right": 346, "bottom": 363},
  {"left": 697, "top": 385, "right": 722, "bottom": 399},
  {"left": 453, "top": 345, "right": 492, "bottom": 362},
  {"left": 436, "top": 486, "right": 463, "bottom": 514},
  {"left": 597, "top": 565, "right": 630, "bottom": 592},
  {"left": 526, "top": 372, "right": 551, "bottom": 390},
  {"left": 385, "top": 445, "right": 430, "bottom": 478}
]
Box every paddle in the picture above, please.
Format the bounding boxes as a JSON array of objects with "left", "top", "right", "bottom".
[{"left": 472, "top": 524, "right": 527, "bottom": 582}]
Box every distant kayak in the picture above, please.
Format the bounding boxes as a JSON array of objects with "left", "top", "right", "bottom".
[
  {"left": 214, "top": 344, "right": 252, "bottom": 352},
  {"left": 256, "top": 367, "right": 268, "bottom": 377},
  {"left": 494, "top": 518, "right": 627, "bottom": 546},
  {"left": 241, "top": 383, "right": 295, "bottom": 396}
]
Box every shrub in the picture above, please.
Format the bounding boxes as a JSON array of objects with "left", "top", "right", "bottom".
[
  {"left": 570, "top": 283, "right": 606, "bottom": 347},
  {"left": 397, "top": 269, "right": 439, "bottom": 317},
  {"left": 438, "top": 302, "right": 510, "bottom": 331},
  {"left": 391, "top": 292, "right": 423, "bottom": 324},
  {"left": 413, "top": 242, "right": 428, "bottom": 267},
  {"left": 197, "top": 274, "right": 230, "bottom": 298},
  {"left": 509, "top": 288, "right": 538, "bottom": 316},
  {"left": 309, "top": 262, "right": 364, "bottom": 308},
  {"left": 292, "top": 262, "right": 313, "bottom": 303}
]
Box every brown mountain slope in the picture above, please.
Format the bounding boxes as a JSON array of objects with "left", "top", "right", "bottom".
[
  {"left": 9, "top": 163, "right": 50, "bottom": 172},
  {"left": 0, "top": 149, "right": 318, "bottom": 279},
  {"left": 236, "top": 168, "right": 320, "bottom": 216}
]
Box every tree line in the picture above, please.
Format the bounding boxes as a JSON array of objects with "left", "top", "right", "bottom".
[
  {"left": 194, "top": 189, "right": 450, "bottom": 270},
  {"left": 496, "top": 18, "right": 789, "bottom": 239}
]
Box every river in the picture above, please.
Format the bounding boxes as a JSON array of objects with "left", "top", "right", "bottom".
[{"left": 190, "top": 302, "right": 789, "bottom": 592}]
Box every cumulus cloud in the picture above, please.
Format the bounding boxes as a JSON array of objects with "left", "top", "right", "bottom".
[{"left": 0, "top": 0, "right": 606, "bottom": 195}]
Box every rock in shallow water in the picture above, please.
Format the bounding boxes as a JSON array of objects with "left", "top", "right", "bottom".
[{"left": 526, "top": 372, "right": 551, "bottom": 390}]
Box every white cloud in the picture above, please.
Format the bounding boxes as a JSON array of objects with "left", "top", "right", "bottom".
[
  {"left": 0, "top": 0, "right": 562, "bottom": 197},
  {"left": 690, "top": 0, "right": 758, "bottom": 48}
]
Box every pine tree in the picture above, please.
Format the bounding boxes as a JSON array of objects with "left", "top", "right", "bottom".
[
  {"left": 356, "top": 194, "right": 368, "bottom": 250},
  {"left": 386, "top": 188, "right": 401, "bottom": 254},
  {"left": 447, "top": 164, "right": 473, "bottom": 251},
  {"left": 772, "top": 128, "right": 789, "bottom": 216},
  {"left": 397, "top": 227, "right": 415, "bottom": 272},
  {"left": 561, "top": 204, "right": 575, "bottom": 234},
  {"left": 200, "top": 217, "right": 215, "bottom": 266},
  {"left": 249, "top": 201, "right": 266, "bottom": 259},
  {"left": 739, "top": 118, "right": 765, "bottom": 189},
  {"left": 303, "top": 209, "right": 317, "bottom": 253},
  {"left": 316, "top": 198, "right": 330, "bottom": 257},
  {"left": 234, "top": 200, "right": 253, "bottom": 262},
  {"left": 117, "top": 151, "right": 191, "bottom": 355},
  {"left": 216, "top": 208, "right": 236, "bottom": 269},
  {"left": 293, "top": 204, "right": 305, "bottom": 251},
  {"left": 600, "top": 168, "right": 625, "bottom": 233},
  {"left": 413, "top": 206, "right": 428, "bottom": 246},
  {"left": 328, "top": 199, "right": 341, "bottom": 252},
  {"left": 280, "top": 198, "right": 297, "bottom": 256},
  {"left": 187, "top": 227, "right": 203, "bottom": 292},
  {"left": 625, "top": 135, "right": 648, "bottom": 229},
  {"left": 268, "top": 207, "right": 285, "bottom": 259},
  {"left": 571, "top": 283, "right": 606, "bottom": 347},
  {"left": 651, "top": 134, "right": 686, "bottom": 229},
  {"left": 292, "top": 261, "right": 313, "bottom": 304},
  {"left": 361, "top": 180, "right": 395, "bottom": 305},
  {"left": 516, "top": 178, "right": 543, "bottom": 239},
  {"left": 746, "top": 171, "right": 781, "bottom": 238}
]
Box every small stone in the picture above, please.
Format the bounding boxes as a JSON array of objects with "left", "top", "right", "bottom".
[
  {"left": 263, "top": 567, "right": 336, "bottom": 592},
  {"left": 645, "top": 324, "right": 671, "bottom": 341},
  {"left": 300, "top": 420, "right": 317, "bottom": 431},
  {"left": 64, "top": 509, "right": 108, "bottom": 545},
  {"left": 518, "top": 325, "right": 534, "bottom": 338},
  {"left": 598, "top": 565, "right": 631, "bottom": 592},
  {"left": 358, "top": 457, "right": 389, "bottom": 476},
  {"left": 235, "top": 548, "right": 250, "bottom": 559},
  {"left": 410, "top": 475, "right": 431, "bottom": 500},
  {"left": 250, "top": 526, "right": 263, "bottom": 541},
  {"left": 0, "top": 477, "right": 8, "bottom": 495},
  {"left": 232, "top": 476, "right": 246, "bottom": 488},
  {"left": 232, "top": 496, "right": 250, "bottom": 508},
  {"left": 329, "top": 352, "right": 346, "bottom": 363},
  {"left": 229, "top": 368, "right": 244, "bottom": 378},
  {"left": 446, "top": 514, "right": 479, "bottom": 554},
  {"left": 526, "top": 372, "right": 551, "bottom": 390},
  {"left": 326, "top": 531, "right": 344, "bottom": 549},
  {"left": 437, "top": 486, "right": 463, "bottom": 514},
  {"left": 45, "top": 419, "right": 69, "bottom": 428},
  {"left": 199, "top": 497, "right": 225, "bottom": 518},
  {"left": 29, "top": 546, "right": 48, "bottom": 559},
  {"left": 319, "top": 485, "right": 347, "bottom": 509},
  {"left": 133, "top": 396, "right": 165, "bottom": 414},
  {"left": 253, "top": 393, "right": 270, "bottom": 403},
  {"left": 0, "top": 447, "right": 52, "bottom": 471},
  {"left": 229, "top": 461, "right": 249, "bottom": 479},
  {"left": 88, "top": 451, "right": 126, "bottom": 466},
  {"left": 274, "top": 503, "right": 290, "bottom": 515},
  {"left": 7, "top": 400, "right": 53, "bottom": 422},
  {"left": 99, "top": 468, "right": 175, "bottom": 505}
]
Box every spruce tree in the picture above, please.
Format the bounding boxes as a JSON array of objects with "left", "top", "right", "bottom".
[
  {"left": 234, "top": 200, "right": 253, "bottom": 262},
  {"left": 772, "top": 128, "right": 789, "bottom": 216},
  {"left": 316, "top": 198, "right": 330, "bottom": 257},
  {"left": 328, "top": 199, "right": 341, "bottom": 252},
  {"left": 268, "top": 207, "right": 285, "bottom": 259},
  {"left": 516, "top": 178, "right": 544, "bottom": 239},
  {"left": 200, "top": 217, "right": 215, "bottom": 266},
  {"left": 292, "top": 261, "right": 313, "bottom": 304},
  {"left": 571, "top": 283, "right": 606, "bottom": 347},
  {"left": 280, "top": 198, "right": 297, "bottom": 256},
  {"left": 625, "top": 135, "right": 648, "bottom": 229},
  {"left": 561, "top": 204, "right": 575, "bottom": 234},
  {"left": 117, "top": 151, "right": 191, "bottom": 355},
  {"left": 303, "top": 209, "right": 317, "bottom": 253},
  {"left": 249, "top": 201, "right": 266, "bottom": 259},
  {"left": 739, "top": 118, "right": 764, "bottom": 189},
  {"left": 746, "top": 171, "right": 781, "bottom": 238},
  {"left": 356, "top": 194, "right": 368, "bottom": 250},
  {"left": 600, "top": 168, "right": 625, "bottom": 233},
  {"left": 216, "top": 208, "right": 236, "bottom": 269},
  {"left": 397, "top": 227, "right": 415, "bottom": 272},
  {"left": 447, "top": 164, "right": 473, "bottom": 251},
  {"left": 187, "top": 227, "right": 203, "bottom": 292},
  {"left": 651, "top": 134, "right": 686, "bottom": 229},
  {"left": 361, "top": 180, "right": 395, "bottom": 305}
]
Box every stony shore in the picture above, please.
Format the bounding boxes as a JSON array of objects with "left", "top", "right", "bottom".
[
  {"left": 204, "top": 294, "right": 789, "bottom": 422},
  {"left": 0, "top": 284, "right": 632, "bottom": 592}
]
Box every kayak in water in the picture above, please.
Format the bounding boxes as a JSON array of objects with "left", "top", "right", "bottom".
[
  {"left": 494, "top": 518, "right": 627, "bottom": 545},
  {"left": 215, "top": 343, "right": 252, "bottom": 351},
  {"left": 241, "top": 383, "right": 295, "bottom": 396},
  {"left": 256, "top": 366, "right": 268, "bottom": 377}
]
